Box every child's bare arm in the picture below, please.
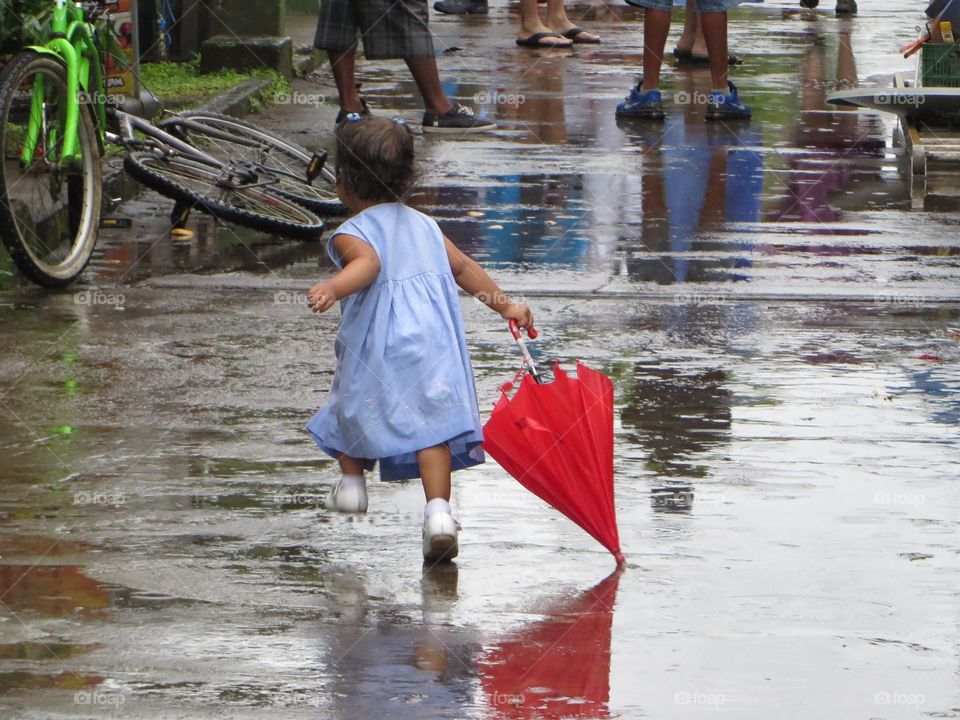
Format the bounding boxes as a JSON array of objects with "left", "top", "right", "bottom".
[
  {"left": 308, "top": 234, "right": 381, "bottom": 313},
  {"left": 444, "top": 236, "right": 533, "bottom": 329}
]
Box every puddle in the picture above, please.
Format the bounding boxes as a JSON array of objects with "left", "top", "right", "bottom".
[{"left": 1, "top": 2, "right": 959, "bottom": 718}]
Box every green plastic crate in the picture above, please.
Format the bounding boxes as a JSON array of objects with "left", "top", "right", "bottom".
[{"left": 920, "top": 42, "right": 960, "bottom": 87}]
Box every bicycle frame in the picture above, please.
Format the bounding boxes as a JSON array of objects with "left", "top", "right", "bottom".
[
  {"left": 111, "top": 110, "right": 220, "bottom": 166},
  {"left": 21, "top": 0, "right": 106, "bottom": 166}
]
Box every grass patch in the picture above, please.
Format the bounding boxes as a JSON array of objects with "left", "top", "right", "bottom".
[{"left": 140, "top": 58, "right": 290, "bottom": 111}]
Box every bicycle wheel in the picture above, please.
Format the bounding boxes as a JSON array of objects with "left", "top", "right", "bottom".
[
  {"left": 123, "top": 152, "right": 324, "bottom": 240},
  {"left": 161, "top": 111, "right": 347, "bottom": 216},
  {"left": 0, "top": 52, "right": 102, "bottom": 287}
]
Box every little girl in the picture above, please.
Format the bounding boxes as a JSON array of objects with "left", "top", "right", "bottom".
[{"left": 306, "top": 114, "right": 533, "bottom": 562}]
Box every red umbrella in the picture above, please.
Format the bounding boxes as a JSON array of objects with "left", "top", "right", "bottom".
[
  {"left": 480, "top": 569, "right": 622, "bottom": 718},
  {"left": 483, "top": 322, "right": 624, "bottom": 565}
]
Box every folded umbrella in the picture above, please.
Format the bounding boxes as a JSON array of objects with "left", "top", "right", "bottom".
[{"left": 483, "top": 321, "right": 624, "bottom": 565}]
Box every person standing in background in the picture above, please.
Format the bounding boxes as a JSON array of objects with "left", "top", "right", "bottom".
[
  {"left": 674, "top": 0, "right": 743, "bottom": 65},
  {"left": 617, "top": 0, "right": 750, "bottom": 120},
  {"left": 315, "top": 0, "right": 496, "bottom": 132}
]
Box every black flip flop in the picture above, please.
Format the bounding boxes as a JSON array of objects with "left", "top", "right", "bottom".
[
  {"left": 516, "top": 32, "right": 572, "bottom": 48},
  {"left": 561, "top": 27, "right": 601, "bottom": 44},
  {"left": 674, "top": 47, "right": 743, "bottom": 66}
]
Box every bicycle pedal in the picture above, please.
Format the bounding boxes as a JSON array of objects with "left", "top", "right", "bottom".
[
  {"left": 100, "top": 217, "right": 132, "bottom": 229},
  {"left": 306, "top": 151, "right": 328, "bottom": 183}
]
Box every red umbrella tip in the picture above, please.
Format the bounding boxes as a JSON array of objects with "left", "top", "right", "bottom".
[{"left": 614, "top": 552, "right": 626, "bottom": 567}]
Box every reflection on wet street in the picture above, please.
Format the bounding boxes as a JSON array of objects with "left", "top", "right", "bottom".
[{"left": 2, "top": 0, "right": 960, "bottom": 718}]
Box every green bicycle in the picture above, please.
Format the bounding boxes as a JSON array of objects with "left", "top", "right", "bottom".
[{"left": 0, "top": 0, "right": 344, "bottom": 287}]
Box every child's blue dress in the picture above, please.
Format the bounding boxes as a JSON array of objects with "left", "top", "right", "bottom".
[{"left": 307, "top": 203, "right": 485, "bottom": 481}]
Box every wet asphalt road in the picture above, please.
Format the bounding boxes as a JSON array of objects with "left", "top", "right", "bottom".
[{"left": 2, "top": 1, "right": 960, "bottom": 718}]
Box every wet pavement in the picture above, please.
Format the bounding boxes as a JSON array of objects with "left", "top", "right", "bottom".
[{"left": 2, "top": 0, "right": 960, "bottom": 718}]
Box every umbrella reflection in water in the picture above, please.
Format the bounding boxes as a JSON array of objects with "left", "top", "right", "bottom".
[{"left": 480, "top": 569, "right": 622, "bottom": 718}]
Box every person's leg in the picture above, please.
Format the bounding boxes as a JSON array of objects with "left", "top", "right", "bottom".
[
  {"left": 418, "top": 444, "right": 452, "bottom": 501},
  {"left": 642, "top": 8, "right": 672, "bottom": 91},
  {"left": 408, "top": 59, "right": 496, "bottom": 131},
  {"left": 419, "top": 444, "right": 458, "bottom": 562},
  {"left": 701, "top": 7, "right": 749, "bottom": 119},
  {"left": 518, "top": 0, "right": 572, "bottom": 46},
  {"left": 677, "top": 0, "right": 698, "bottom": 52},
  {"left": 338, "top": 454, "right": 365, "bottom": 476},
  {"left": 403, "top": 57, "right": 454, "bottom": 116},
  {"left": 691, "top": 13, "right": 710, "bottom": 57},
  {"left": 699, "top": 10, "right": 728, "bottom": 89},
  {"left": 328, "top": 50, "right": 363, "bottom": 113},
  {"left": 315, "top": 0, "right": 364, "bottom": 116},
  {"left": 616, "top": 2, "right": 669, "bottom": 118}
]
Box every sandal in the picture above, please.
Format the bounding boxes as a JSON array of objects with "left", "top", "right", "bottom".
[
  {"left": 516, "top": 32, "right": 572, "bottom": 48},
  {"left": 561, "top": 27, "right": 601, "bottom": 44},
  {"left": 673, "top": 47, "right": 743, "bottom": 66}
]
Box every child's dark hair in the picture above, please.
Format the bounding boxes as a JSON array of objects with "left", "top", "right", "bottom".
[{"left": 335, "top": 117, "right": 416, "bottom": 202}]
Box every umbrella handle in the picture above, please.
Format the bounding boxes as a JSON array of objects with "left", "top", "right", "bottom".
[
  {"left": 508, "top": 320, "right": 542, "bottom": 384},
  {"left": 508, "top": 319, "right": 538, "bottom": 341}
]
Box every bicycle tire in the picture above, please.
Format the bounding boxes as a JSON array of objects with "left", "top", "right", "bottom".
[
  {"left": 162, "top": 111, "right": 347, "bottom": 216},
  {"left": 0, "top": 52, "right": 102, "bottom": 287},
  {"left": 123, "top": 151, "right": 325, "bottom": 240}
]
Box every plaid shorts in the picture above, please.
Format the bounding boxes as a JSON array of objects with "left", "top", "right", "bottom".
[{"left": 314, "top": 0, "right": 435, "bottom": 60}]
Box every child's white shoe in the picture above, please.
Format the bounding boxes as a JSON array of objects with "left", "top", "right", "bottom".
[
  {"left": 422, "top": 511, "right": 459, "bottom": 562},
  {"left": 324, "top": 476, "right": 368, "bottom": 513}
]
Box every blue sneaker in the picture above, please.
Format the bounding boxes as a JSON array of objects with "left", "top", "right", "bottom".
[
  {"left": 706, "top": 81, "right": 751, "bottom": 121},
  {"left": 616, "top": 81, "right": 665, "bottom": 120}
]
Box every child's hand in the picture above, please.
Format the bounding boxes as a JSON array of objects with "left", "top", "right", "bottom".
[
  {"left": 500, "top": 303, "right": 534, "bottom": 330},
  {"left": 307, "top": 282, "right": 337, "bottom": 313}
]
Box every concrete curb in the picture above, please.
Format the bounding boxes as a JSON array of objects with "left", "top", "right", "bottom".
[{"left": 196, "top": 74, "right": 276, "bottom": 117}]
